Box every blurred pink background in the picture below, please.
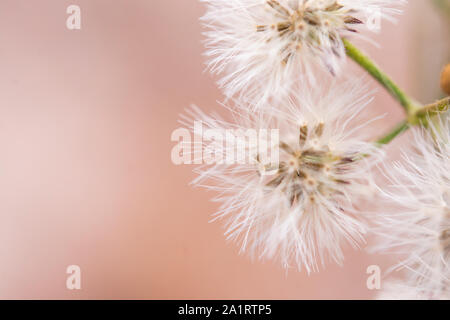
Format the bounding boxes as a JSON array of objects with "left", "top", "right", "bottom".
[{"left": 0, "top": 1, "right": 448, "bottom": 299}]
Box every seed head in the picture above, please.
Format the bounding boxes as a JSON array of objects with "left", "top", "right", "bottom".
[
  {"left": 201, "top": 0, "right": 405, "bottom": 107},
  {"left": 184, "top": 81, "right": 384, "bottom": 272}
]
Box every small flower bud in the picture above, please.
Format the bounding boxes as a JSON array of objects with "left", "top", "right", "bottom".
[{"left": 441, "top": 64, "right": 450, "bottom": 95}]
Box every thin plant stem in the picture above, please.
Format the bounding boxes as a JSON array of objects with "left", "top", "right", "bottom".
[
  {"left": 343, "top": 38, "right": 421, "bottom": 115},
  {"left": 375, "top": 97, "right": 449, "bottom": 145},
  {"left": 341, "top": 39, "right": 449, "bottom": 145},
  {"left": 414, "top": 96, "right": 450, "bottom": 120},
  {"left": 376, "top": 120, "right": 410, "bottom": 145}
]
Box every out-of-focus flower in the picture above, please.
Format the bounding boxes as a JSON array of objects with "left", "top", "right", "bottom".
[
  {"left": 376, "top": 280, "right": 450, "bottom": 300},
  {"left": 181, "top": 81, "right": 384, "bottom": 272},
  {"left": 374, "top": 114, "right": 450, "bottom": 299},
  {"left": 200, "top": 0, "right": 405, "bottom": 107}
]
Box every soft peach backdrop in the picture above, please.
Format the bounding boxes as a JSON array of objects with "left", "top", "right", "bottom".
[{"left": 0, "top": 1, "right": 448, "bottom": 299}]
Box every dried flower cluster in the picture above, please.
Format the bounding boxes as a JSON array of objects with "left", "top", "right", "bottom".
[
  {"left": 180, "top": 0, "right": 450, "bottom": 299},
  {"left": 187, "top": 84, "right": 383, "bottom": 273},
  {"left": 201, "top": 0, "right": 405, "bottom": 106}
]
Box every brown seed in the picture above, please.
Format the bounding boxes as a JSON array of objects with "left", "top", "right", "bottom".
[
  {"left": 267, "top": 0, "right": 290, "bottom": 17},
  {"left": 277, "top": 22, "right": 291, "bottom": 32},
  {"left": 266, "top": 174, "right": 285, "bottom": 188},
  {"left": 314, "top": 122, "right": 325, "bottom": 137},
  {"left": 440, "top": 229, "right": 450, "bottom": 241},
  {"left": 441, "top": 64, "right": 450, "bottom": 95},
  {"left": 280, "top": 142, "right": 295, "bottom": 155},
  {"left": 304, "top": 14, "right": 320, "bottom": 26},
  {"left": 325, "top": 3, "right": 344, "bottom": 12},
  {"left": 344, "top": 16, "right": 363, "bottom": 24},
  {"left": 299, "top": 124, "right": 308, "bottom": 146},
  {"left": 256, "top": 25, "right": 268, "bottom": 32}
]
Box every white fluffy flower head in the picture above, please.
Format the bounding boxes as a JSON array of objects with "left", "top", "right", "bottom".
[
  {"left": 374, "top": 115, "right": 450, "bottom": 299},
  {"left": 184, "top": 82, "right": 384, "bottom": 272},
  {"left": 376, "top": 280, "right": 450, "bottom": 300},
  {"left": 201, "top": 0, "right": 405, "bottom": 107}
]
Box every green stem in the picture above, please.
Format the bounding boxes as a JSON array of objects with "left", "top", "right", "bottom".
[
  {"left": 376, "top": 120, "right": 410, "bottom": 145},
  {"left": 414, "top": 96, "right": 450, "bottom": 120},
  {"left": 375, "top": 97, "right": 449, "bottom": 145},
  {"left": 343, "top": 38, "right": 420, "bottom": 114},
  {"left": 342, "top": 40, "right": 449, "bottom": 146}
]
